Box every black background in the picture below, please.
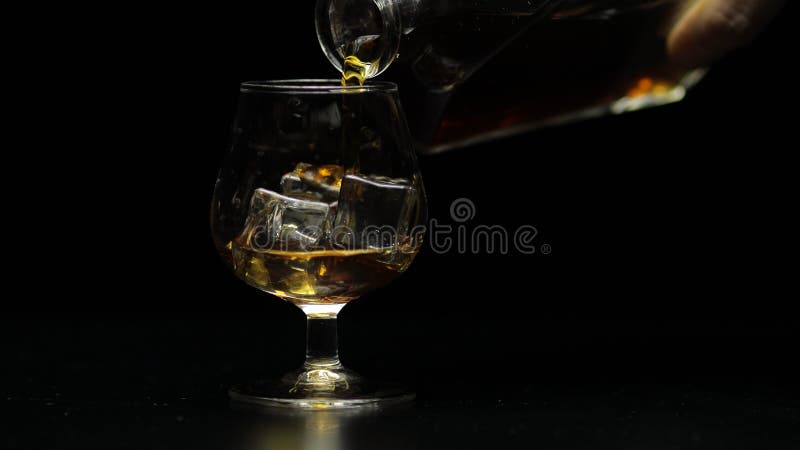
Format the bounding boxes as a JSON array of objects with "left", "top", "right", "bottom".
[{"left": 3, "top": 2, "right": 799, "bottom": 448}]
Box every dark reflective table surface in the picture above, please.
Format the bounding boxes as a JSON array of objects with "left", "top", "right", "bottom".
[
  {"left": 6, "top": 379, "right": 800, "bottom": 449},
  {"left": 3, "top": 320, "right": 798, "bottom": 450}
]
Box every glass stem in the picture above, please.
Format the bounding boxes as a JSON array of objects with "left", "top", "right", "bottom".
[{"left": 299, "top": 304, "right": 345, "bottom": 369}]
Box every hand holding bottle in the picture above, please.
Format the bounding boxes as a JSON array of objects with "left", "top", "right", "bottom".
[{"left": 668, "top": 0, "right": 785, "bottom": 67}]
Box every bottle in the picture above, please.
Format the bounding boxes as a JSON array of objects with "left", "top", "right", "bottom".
[{"left": 316, "top": 0, "right": 705, "bottom": 154}]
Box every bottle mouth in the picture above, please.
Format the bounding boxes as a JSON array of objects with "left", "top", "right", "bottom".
[
  {"left": 315, "top": 0, "right": 402, "bottom": 80},
  {"left": 241, "top": 79, "right": 399, "bottom": 94}
]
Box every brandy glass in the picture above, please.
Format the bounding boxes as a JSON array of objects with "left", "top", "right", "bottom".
[{"left": 211, "top": 80, "right": 426, "bottom": 409}]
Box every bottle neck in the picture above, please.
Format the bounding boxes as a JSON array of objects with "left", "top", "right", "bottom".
[
  {"left": 316, "top": 0, "right": 565, "bottom": 83},
  {"left": 387, "top": 0, "right": 561, "bottom": 33}
]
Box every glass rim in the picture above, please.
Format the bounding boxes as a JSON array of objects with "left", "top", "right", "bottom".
[{"left": 241, "top": 79, "right": 398, "bottom": 94}]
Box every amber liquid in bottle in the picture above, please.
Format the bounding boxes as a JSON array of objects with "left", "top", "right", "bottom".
[
  {"left": 334, "top": 0, "right": 701, "bottom": 152},
  {"left": 417, "top": 0, "right": 700, "bottom": 152}
]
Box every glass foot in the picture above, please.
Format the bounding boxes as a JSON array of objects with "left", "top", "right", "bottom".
[{"left": 229, "top": 365, "right": 414, "bottom": 410}]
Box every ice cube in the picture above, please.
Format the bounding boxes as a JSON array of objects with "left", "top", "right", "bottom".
[
  {"left": 280, "top": 163, "right": 343, "bottom": 203},
  {"left": 333, "top": 174, "right": 416, "bottom": 249},
  {"left": 238, "top": 188, "right": 332, "bottom": 251},
  {"left": 296, "top": 163, "right": 344, "bottom": 187}
]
